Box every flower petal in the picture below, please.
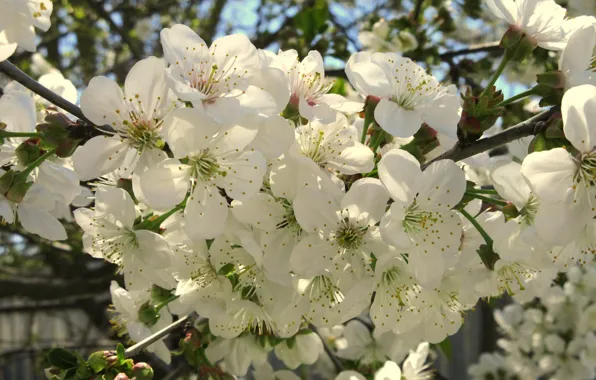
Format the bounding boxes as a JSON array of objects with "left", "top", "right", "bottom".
[
  {"left": 374, "top": 98, "right": 423, "bottom": 138},
  {"left": 378, "top": 149, "right": 421, "bottom": 205},
  {"left": 183, "top": 184, "right": 228, "bottom": 240},
  {"left": 72, "top": 136, "right": 129, "bottom": 181},
  {"left": 562, "top": 84, "right": 596, "bottom": 153},
  {"left": 139, "top": 158, "right": 191, "bottom": 211}
]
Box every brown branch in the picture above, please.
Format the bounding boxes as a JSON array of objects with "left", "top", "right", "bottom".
[{"left": 421, "top": 107, "right": 558, "bottom": 170}]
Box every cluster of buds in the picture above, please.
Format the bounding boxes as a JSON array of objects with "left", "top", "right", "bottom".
[
  {"left": 457, "top": 86, "right": 505, "bottom": 143},
  {"left": 45, "top": 346, "right": 154, "bottom": 380}
]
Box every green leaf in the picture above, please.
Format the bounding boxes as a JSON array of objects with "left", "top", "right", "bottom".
[
  {"left": 75, "top": 365, "right": 92, "bottom": 378},
  {"left": 116, "top": 343, "right": 125, "bottom": 364},
  {"left": 48, "top": 348, "right": 79, "bottom": 370},
  {"left": 437, "top": 337, "right": 452, "bottom": 359},
  {"left": 217, "top": 263, "right": 235, "bottom": 276},
  {"left": 87, "top": 352, "right": 108, "bottom": 373}
]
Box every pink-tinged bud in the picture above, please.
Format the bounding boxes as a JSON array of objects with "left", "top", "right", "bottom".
[
  {"left": 132, "top": 362, "right": 154, "bottom": 380},
  {"left": 365, "top": 95, "right": 381, "bottom": 107},
  {"left": 114, "top": 374, "right": 130, "bottom": 380},
  {"left": 537, "top": 71, "right": 566, "bottom": 89},
  {"left": 184, "top": 329, "right": 202, "bottom": 347},
  {"left": 106, "top": 355, "right": 119, "bottom": 365},
  {"left": 500, "top": 25, "right": 524, "bottom": 48}
]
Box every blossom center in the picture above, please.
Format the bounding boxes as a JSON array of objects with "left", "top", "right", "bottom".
[
  {"left": 519, "top": 195, "right": 539, "bottom": 226},
  {"left": 577, "top": 151, "right": 596, "bottom": 186},
  {"left": 306, "top": 275, "right": 344, "bottom": 305},
  {"left": 300, "top": 129, "right": 327, "bottom": 165},
  {"left": 379, "top": 267, "right": 412, "bottom": 306},
  {"left": 189, "top": 149, "right": 221, "bottom": 181},
  {"left": 335, "top": 217, "right": 367, "bottom": 250},
  {"left": 389, "top": 60, "right": 438, "bottom": 111},
  {"left": 190, "top": 261, "right": 218, "bottom": 289},
  {"left": 90, "top": 215, "right": 137, "bottom": 266},
  {"left": 289, "top": 71, "right": 334, "bottom": 106},
  {"left": 403, "top": 204, "right": 437, "bottom": 234},
  {"left": 124, "top": 117, "right": 163, "bottom": 151},
  {"left": 276, "top": 198, "right": 302, "bottom": 237},
  {"left": 497, "top": 263, "right": 537, "bottom": 295}
]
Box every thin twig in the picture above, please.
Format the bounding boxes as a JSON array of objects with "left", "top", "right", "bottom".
[
  {"left": 125, "top": 314, "right": 195, "bottom": 358},
  {"left": 0, "top": 60, "right": 87, "bottom": 122},
  {"left": 421, "top": 107, "right": 558, "bottom": 170},
  {"left": 310, "top": 324, "right": 344, "bottom": 372}
]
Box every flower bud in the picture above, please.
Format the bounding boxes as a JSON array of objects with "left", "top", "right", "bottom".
[
  {"left": 536, "top": 71, "right": 566, "bottom": 89},
  {"left": 500, "top": 25, "right": 523, "bottom": 48},
  {"left": 5, "top": 180, "right": 32, "bottom": 203},
  {"left": 184, "top": 328, "right": 202, "bottom": 347},
  {"left": 0, "top": 170, "right": 15, "bottom": 194},
  {"left": 510, "top": 34, "right": 538, "bottom": 62},
  {"left": 15, "top": 139, "right": 43, "bottom": 167},
  {"left": 114, "top": 374, "right": 130, "bottom": 380},
  {"left": 132, "top": 362, "right": 154, "bottom": 380}
]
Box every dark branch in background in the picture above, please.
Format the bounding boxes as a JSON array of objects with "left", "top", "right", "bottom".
[
  {"left": 412, "top": 0, "right": 425, "bottom": 24},
  {"left": 329, "top": 11, "right": 360, "bottom": 50},
  {"left": 439, "top": 41, "right": 501, "bottom": 60},
  {"left": 253, "top": 0, "right": 316, "bottom": 49},
  {"left": 0, "top": 275, "right": 114, "bottom": 301},
  {"left": 200, "top": 0, "right": 227, "bottom": 43},
  {"left": 90, "top": 1, "right": 144, "bottom": 60},
  {"left": 326, "top": 41, "right": 502, "bottom": 80},
  {"left": 421, "top": 107, "right": 558, "bottom": 170},
  {"left": 0, "top": 60, "right": 87, "bottom": 121}
]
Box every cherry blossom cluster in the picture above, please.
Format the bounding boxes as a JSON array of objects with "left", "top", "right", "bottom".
[
  {"left": 469, "top": 262, "right": 596, "bottom": 380},
  {"left": 1, "top": 0, "right": 596, "bottom": 378}
]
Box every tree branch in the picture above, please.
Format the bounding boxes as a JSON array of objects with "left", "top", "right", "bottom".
[
  {"left": 90, "top": 1, "right": 144, "bottom": 60},
  {"left": 0, "top": 60, "right": 115, "bottom": 134},
  {"left": 0, "top": 60, "right": 87, "bottom": 121},
  {"left": 200, "top": 0, "right": 227, "bottom": 43},
  {"left": 421, "top": 107, "right": 558, "bottom": 170}
]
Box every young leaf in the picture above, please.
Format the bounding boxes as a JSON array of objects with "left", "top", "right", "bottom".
[
  {"left": 47, "top": 348, "right": 79, "bottom": 370},
  {"left": 116, "top": 343, "right": 126, "bottom": 364}
]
